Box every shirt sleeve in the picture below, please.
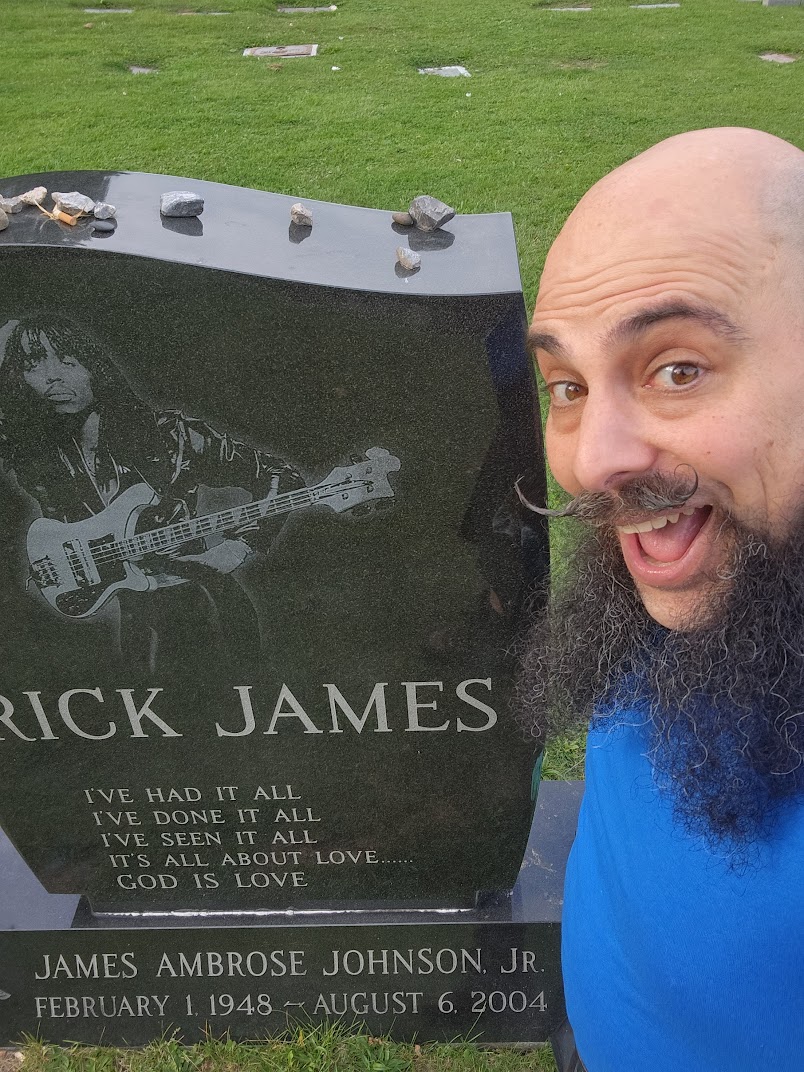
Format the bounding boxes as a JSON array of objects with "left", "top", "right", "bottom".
[{"left": 160, "top": 413, "right": 306, "bottom": 550}]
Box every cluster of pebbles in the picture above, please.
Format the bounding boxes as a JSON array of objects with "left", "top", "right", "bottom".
[
  {"left": 393, "top": 194, "right": 455, "bottom": 273},
  {"left": 0, "top": 184, "right": 456, "bottom": 276},
  {"left": 0, "top": 186, "right": 117, "bottom": 233}
]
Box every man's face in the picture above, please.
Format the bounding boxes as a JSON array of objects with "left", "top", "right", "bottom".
[
  {"left": 21, "top": 332, "right": 94, "bottom": 415},
  {"left": 531, "top": 206, "right": 804, "bottom": 628}
]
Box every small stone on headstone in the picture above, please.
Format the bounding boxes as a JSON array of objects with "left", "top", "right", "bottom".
[
  {"left": 160, "top": 191, "right": 204, "bottom": 217},
  {"left": 92, "top": 219, "right": 117, "bottom": 233},
  {"left": 94, "top": 202, "right": 117, "bottom": 220},
  {"left": 0, "top": 208, "right": 8, "bottom": 232},
  {"left": 243, "top": 44, "right": 318, "bottom": 57},
  {"left": 290, "top": 202, "right": 313, "bottom": 226},
  {"left": 396, "top": 247, "right": 421, "bottom": 271},
  {"left": 759, "top": 52, "right": 798, "bottom": 63},
  {"left": 392, "top": 211, "right": 414, "bottom": 227},
  {"left": 129, "top": 65, "right": 158, "bottom": 74},
  {"left": 409, "top": 195, "right": 455, "bottom": 233},
  {"left": 53, "top": 191, "right": 96, "bottom": 215},
  {"left": 19, "top": 186, "right": 47, "bottom": 206},
  {"left": 0, "top": 196, "right": 23, "bottom": 214},
  {"left": 418, "top": 65, "right": 471, "bottom": 77}
]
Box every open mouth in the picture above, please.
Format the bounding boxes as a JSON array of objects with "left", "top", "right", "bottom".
[{"left": 617, "top": 505, "right": 715, "bottom": 587}]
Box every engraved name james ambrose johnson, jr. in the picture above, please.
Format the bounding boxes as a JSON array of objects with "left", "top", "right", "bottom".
[{"left": 33, "top": 946, "right": 543, "bottom": 981}]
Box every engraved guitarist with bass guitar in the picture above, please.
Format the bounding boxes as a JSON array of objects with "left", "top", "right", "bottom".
[{"left": 0, "top": 316, "right": 399, "bottom": 680}]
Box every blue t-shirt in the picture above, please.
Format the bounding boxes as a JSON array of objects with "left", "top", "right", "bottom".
[{"left": 562, "top": 716, "right": 804, "bottom": 1071}]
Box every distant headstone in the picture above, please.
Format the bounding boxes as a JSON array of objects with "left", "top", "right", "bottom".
[
  {"left": 763, "top": 0, "right": 803, "bottom": 6},
  {"left": 0, "top": 170, "right": 565, "bottom": 1047},
  {"left": 418, "top": 65, "right": 471, "bottom": 77},
  {"left": 243, "top": 44, "right": 319, "bottom": 57}
]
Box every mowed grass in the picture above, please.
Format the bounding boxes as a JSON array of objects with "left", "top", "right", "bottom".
[
  {"left": 19, "top": 1027, "right": 560, "bottom": 1072},
  {"left": 1, "top": 0, "right": 802, "bottom": 309}
]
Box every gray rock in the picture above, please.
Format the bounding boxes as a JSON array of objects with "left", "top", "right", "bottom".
[
  {"left": 290, "top": 202, "right": 313, "bottom": 226},
  {"left": 92, "top": 219, "right": 116, "bottom": 233},
  {"left": 409, "top": 194, "right": 455, "bottom": 232},
  {"left": 0, "top": 208, "right": 8, "bottom": 232},
  {"left": 392, "top": 210, "right": 414, "bottom": 226},
  {"left": 160, "top": 190, "right": 204, "bottom": 217},
  {"left": 0, "top": 196, "right": 23, "bottom": 214},
  {"left": 19, "top": 186, "right": 47, "bottom": 206},
  {"left": 396, "top": 246, "right": 421, "bottom": 271},
  {"left": 93, "top": 202, "right": 117, "bottom": 219},
  {"left": 52, "top": 191, "right": 96, "bottom": 215}
]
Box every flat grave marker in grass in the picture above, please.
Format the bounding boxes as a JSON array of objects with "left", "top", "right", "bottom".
[
  {"left": 243, "top": 44, "right": 319, "bottom": 57},
  {"left": 759, "top": 51, "right": 798, "bottom": 60},
  {"left": 418, "top": 65, "right": 472, "bottom": 77},
  {"left": 277, "top": 5, "right": 338, "bottom": 12}
]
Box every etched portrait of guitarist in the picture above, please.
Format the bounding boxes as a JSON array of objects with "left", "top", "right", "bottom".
[{"left": 0, "top": 315, "right": 399, "bottom": 679}]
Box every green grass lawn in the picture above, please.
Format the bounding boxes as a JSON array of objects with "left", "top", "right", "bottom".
[
  {"left": 1, "top": 1, "right": 803, "bottom": 1066},
  {"left": 19, "top": 1028, "right": 559, "bottom": 1072},
  {"left": 1, "top": 0, "right": 802, "bottom": 310}
]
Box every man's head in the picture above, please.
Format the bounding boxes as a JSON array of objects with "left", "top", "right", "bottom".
[
  {"left": 530, "top": 127, "right": 804, "bottom": 628},
  {"left": 520, "top": 129, "right": 804, "bottom": 847}
]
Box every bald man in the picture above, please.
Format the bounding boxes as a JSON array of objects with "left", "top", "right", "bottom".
[{"left": 518, "top": 128, "right": 804, "bottom": 1071}]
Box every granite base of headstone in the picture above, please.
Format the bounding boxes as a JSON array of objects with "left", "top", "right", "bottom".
[
  {"left": 0, "top": 171, "right": 569, "bottom": 1046},
  {"left": 0, "top": 781, "right": 581, "bottom": 1045}
]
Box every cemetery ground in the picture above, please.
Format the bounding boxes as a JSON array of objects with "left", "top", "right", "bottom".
[
  {"left": 0, "top": 0, "right": 802, "bottom": 1068},
  {"left": 16, "top": 1026, "right": 558, "bottom": 1072}
]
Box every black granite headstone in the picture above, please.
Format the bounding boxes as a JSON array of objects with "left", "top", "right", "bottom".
[{"left": 0, "top": 172, "right": 567, "bottom": 1046}]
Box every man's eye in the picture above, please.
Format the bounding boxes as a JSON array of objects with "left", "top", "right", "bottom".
[
  {"left": 653, "top": 363, "right": 700, "bottom": 387},
  {"left": 549, "top": 381, "right": 587, "bottom": 405}
]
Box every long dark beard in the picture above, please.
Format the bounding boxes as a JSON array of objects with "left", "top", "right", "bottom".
[{"left": 517, "top": 518, "right": 804, "bottom": 848}]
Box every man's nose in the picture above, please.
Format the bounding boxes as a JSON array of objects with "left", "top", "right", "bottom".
[{"left": 570, "top": 392, "right": 659, "bottom": 492}]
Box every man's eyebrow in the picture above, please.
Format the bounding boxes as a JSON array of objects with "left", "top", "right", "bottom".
[
  {"left": 526, "top": 329, "right": 570, "bottom": 361},
  {"left": 606, "top": 300, "right": 750, "bottom": 348}
]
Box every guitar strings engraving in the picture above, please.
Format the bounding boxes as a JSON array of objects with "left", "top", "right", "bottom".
[{"left": 27, "top": 447, "right": 401, "bottom": 619}]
